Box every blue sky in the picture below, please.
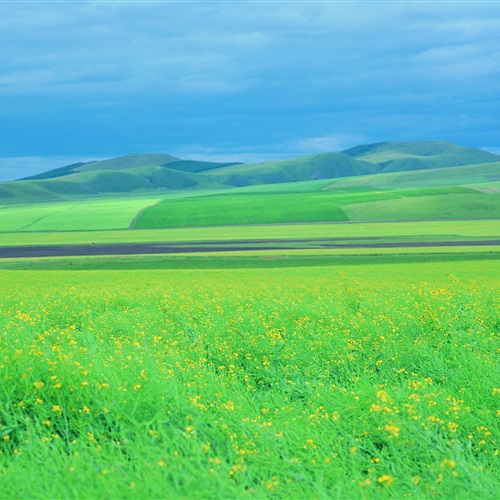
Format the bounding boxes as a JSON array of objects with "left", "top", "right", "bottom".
[{"left": 1, "top": 1, "right": 500, "bottom": 180}]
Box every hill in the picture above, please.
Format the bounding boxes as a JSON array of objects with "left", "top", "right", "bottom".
[
  {"left": 1, "top": 159, "right": 499, "bottom": 231},
  {"left": 201, "top": 152, "right": 376, "bottom": 186},
  {"left": 342, "top": 140, "right": 500, "bottom": 173},
  {"left": 1, "top": 141, "right": 499, "bottom": 205}
]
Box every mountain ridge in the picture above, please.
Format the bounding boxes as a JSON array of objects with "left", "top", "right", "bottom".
[{"left": 1, "top": 140, "right": 499, "bottom": 204}]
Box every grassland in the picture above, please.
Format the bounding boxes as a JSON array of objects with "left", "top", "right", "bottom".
[
  {"left": 134, "top": 186, "right": 498, "bottom": 229},
  {"left": 1, "top": 220, "right": 498, "bottom": 247},
  {"left": 1, "top": 260, "right": 499, "bottom": 498},
  {"left": 2, "top": 141, "right": 499, "bottom": 205},
  {"left": 1, "top": 158, "right": 498, "bottom": 233},
  {"left": 1, "top": 143, "right": 499, "bottom": 498},
  {"left": 0, "top": 197, "right": 161, "bottom": 232}
]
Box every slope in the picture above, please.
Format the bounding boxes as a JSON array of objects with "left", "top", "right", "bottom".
[
  {"left": 342, "top": 140, "right": 500, "bottom": 173},
  {"left": 2, "top": 142, "right": 499, "bottom": 206},
  {"left": 203, "top": 152, "right": 376, "bottom": 186},
  {"left": 134, "top": 160, "right": 500, "bottom": 229}
]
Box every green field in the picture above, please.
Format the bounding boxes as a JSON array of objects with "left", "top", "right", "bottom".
[
  {"left": 1, "top": 260, "right": 499, "bottom": 498},
  {"left": 1, "top": 219, "right": 499, "bottom": 248},
  {"left": 134, "top": 187, "right": 498, "bottom": 229},
  {"left": 0, "top": 197, "right": 161, "bottom": 232}
]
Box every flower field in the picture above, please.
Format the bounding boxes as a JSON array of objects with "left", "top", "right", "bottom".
[{"left": 0, "top": 261, "right": 499, "bottom": 498}]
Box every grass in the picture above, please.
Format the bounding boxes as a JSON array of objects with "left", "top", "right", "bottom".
[
  {"left": 343, "top": 141, "right": 500, "bottom": 171},
  {"left": 0, "top": 197, "right": 161, "bottom": 232},
  {"left": 0, "top": 250, "right": 499, "bottom": 271},
  {"left": 134, "top": 186, "right": 498, "bottom": 229},
  {"left": 203, "top": 152, "right": 375, "bottom": 186},
  {"left": 327, "top": 162, "right": 500, "bottom": 190},
  {"left": 1, "top": 219, "right": 499, "bottom": 247},
  {"left": 0, "top": 259, "right": 499, "bottom": 498},
  {"left": 343, "top": 193, "right": 500, "bottom": 221},
  {"left": 134, "top": 192, "right": 350, "bottom": 228}
]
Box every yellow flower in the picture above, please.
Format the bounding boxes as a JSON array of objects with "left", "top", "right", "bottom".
[
  {"left": 385, "top": 423, "right": 400, "bottom": 437},
  {"left": 377, "top": 474, "right": 394, "bottom": 487},
  {"left": 440, "top": 459, "right": 456, "bottom": 469}
]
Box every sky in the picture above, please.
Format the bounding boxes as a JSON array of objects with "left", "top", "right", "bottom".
[{"left": 1, "top": 1, "right": 500, "bottom": 181}]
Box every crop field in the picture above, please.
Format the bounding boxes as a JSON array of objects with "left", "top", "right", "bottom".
[
  {"left": 1, "top": 165, "right": 498, "bottom": 232},
  {"left": 0, "top": 259, "right": 499, "bottom": 498},
  {"left": 134, "top": 188, "right": 499, "bottom": 229},
  {"left": 0, "top": 197, "right": 161, "bottom": 232},
  {"left": 1, "top": 219, "right": 498, "bottom": 248}
]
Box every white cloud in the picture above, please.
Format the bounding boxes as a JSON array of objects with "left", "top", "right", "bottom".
[{"left": 292, "top": 134, "right": 365, "bottom": 153}]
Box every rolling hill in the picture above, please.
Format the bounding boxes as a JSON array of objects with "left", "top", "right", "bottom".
[
  {"left": 342, "top": 140, "right": 500, "bottom": 172},
  {"left": 0, "top": 141, "right": 499, "bottom": 205}
]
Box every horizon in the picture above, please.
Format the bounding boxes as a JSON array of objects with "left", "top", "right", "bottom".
[{"left": 2, "top": 139, "right": 500, "bottom": 183}]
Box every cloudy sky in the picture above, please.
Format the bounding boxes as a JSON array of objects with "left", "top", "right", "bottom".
[{"left": 1, "top": 1, "right": 500, "bottom": 180}]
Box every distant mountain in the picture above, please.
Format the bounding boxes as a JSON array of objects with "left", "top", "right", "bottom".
[
  {"left": 342, "top": 141, "right": 500, "bottom": 173},
  {"left": 203, "top": 152, "right": 376, "bottom": 187},
  {"left": 1, "top": 141, "right": 499, "bottom": 204}
]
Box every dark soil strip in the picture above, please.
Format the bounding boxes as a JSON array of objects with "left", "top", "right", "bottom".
[{"left": 0, "top": 240, "right": 498, "bottom": 259}]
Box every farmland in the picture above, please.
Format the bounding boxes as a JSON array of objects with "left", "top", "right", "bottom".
[{"left": 0, "top": 196, "right": 161, "bottom": 232}]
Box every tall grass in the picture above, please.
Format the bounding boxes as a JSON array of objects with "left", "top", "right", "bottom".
[{"left": 0, "top": 261, "right": 499, "bottom": 498}]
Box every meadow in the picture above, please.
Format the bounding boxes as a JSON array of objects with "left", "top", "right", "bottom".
[
  {"left": 1, "top": 260, "right": 499, "bottom": 498},
  {"left": 0, "top": 196, "right": 161, "bottom": 232},
  {"left": 0, "top": 147, "right": 499, "bottom": 498}
]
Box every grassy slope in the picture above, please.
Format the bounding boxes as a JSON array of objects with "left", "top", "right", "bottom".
[
  {"left": 0, "top": 197, "right": 161, "bottom": 232},
  {"left": 342, "top": 141, "right": 500, "bottom": 172},
  {"left": 324, "top": 162, "right": 500, "bottom": 190},
  {"left": 204, "top": 152, "right": 376, "bottom": 186},
  {"left": 74, "top": 153, "right": 180, "bottom": 172},
  {"left": 134, "top": 185, "right": 497, "bottom": 229},
  {"left": 134, "top": 192, "right": 349, "bottom": 228},
  {"left": 2, "top": 142, "right": 499, "bottom": 205},
  {"left": 1, "top": 163, "right": 499, "bottom": 232},
  {"left": 343, "top": 193, "right": 500, "bottom": 221}
]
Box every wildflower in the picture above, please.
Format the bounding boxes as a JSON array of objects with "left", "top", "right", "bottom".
[
  {"left": 377, "top": 474, "right": 394, "bottom": 487},
  {"left": 385, "top": 423, "right": 400, "bottom": 437},
  {"left": 440, "top": 459, "right": 456, "bottom": 469}
]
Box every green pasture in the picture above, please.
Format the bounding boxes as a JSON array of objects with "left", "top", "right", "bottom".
[
  {"left": 0, "top": 249, "right": 498, "bottom": 271},
  {"left": 327, "top": 162, "right": 500, "bottom": 190},
  {"left": 344, "top": 193, "right": 500, "bottom": 221},
  {"left": 1, "top": 161, "right": 498, "bottom": 232},
  {"left": 0, "top": 197, "right": 161, "bottom": 232},
  {"left": 134, "top": 186, "right": 498, "bottom": 229},
  {"left": 134, "top": 192, "right": 350, "bottom": 228},
  {"left": 1, "top": 219, "right": 499, "bottom": 248}
]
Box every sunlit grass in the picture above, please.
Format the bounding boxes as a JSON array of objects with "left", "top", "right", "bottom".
[
  {"left": 1, "top": 219, "right": 498, "bottom": 247},
  {"left": 1, "top": 261, "right": 499, "bottom": 497}
]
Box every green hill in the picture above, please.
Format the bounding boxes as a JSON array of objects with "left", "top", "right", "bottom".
[
  {"left": 75, "top": 154, "right": 180, "bottom": 172},
  {"left": 134, "top": 162, "right": 500, "bottom": 229},
  {"left": 342, "top": 140, "right": 500, "bottom": 173},
  {"left": 202, "top": 152, "right": 376, "bottom": 186},
  {"left": 1, "top": 141, "right": 499, "bottom": 205}
]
